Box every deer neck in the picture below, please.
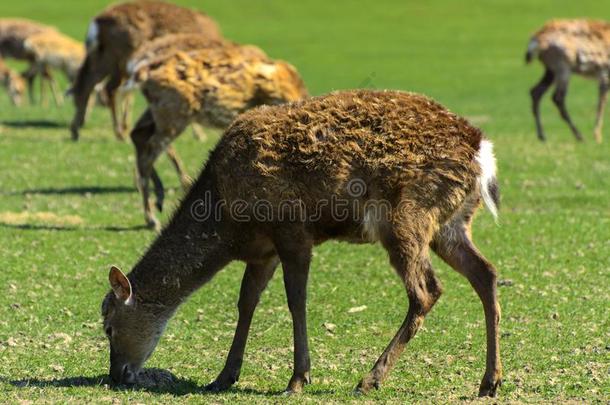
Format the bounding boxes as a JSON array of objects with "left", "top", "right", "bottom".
[{"left": 129, "top": 174, "right": 232, "bottom": 310}]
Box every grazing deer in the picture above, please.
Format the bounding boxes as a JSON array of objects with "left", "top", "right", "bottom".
[
  {"left": 0, "top": 57, "right": 25, "bottom": 105},
  {"left": 0, "top": 18, "right": 62, "bottom": 104},
  {"left": 124, "top": 33, "right": 235, "bottom": 142},
  {"left": 102, "top": 90, "right": 502, "bottom": 397},
  {"left": 126, "top": 43, "right": 307, "bottom": 230},
  {"left": 23, "top": 30, "right": 86, "bottom": 105},
  {"left": 70, "top": 0, "right": 222, "bottom": 141},
  {"left": 526, "top": 19, "right": 610, "bottom": 143}
]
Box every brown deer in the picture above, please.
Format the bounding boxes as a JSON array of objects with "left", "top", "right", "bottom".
[
  {"left": 527, "top": 19, "right": 610, "bottom": 143},
  {"left": 102, "top": 90, "right": 502, "bottom": 397},
  {"left": 0, "top": 57, "right": 25, "bottom": 105},
  {"left": 22, "top": 30, "right": 86, "bottom": 106},
  {"left": 0, "top": 18, "right": 62, "bottom": 104},
  {"left": 70, "top": 0, "right": 222, "bottom": 141},
  {"left": 126, "top": 43, "right": 307, "bottom": 230}
]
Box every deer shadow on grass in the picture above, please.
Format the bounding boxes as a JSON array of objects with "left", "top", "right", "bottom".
[
  {"left": 1, "top": 119, "right": 66, "bottom": 129},
  {"left": 5, "top": 374, "right": 200, "bottom": 396},
  {"left": 4, "top": 374, "right": 332, "bottom": 397},
  {"left": 0, "top": 223, "right": 148, "bottom": 232},
  {"left": 20, "top": 185, "right": 135, "bottom": 196}
]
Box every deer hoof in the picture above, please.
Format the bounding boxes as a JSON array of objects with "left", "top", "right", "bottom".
[
  {"left": 284, "top": 372, "right": 310, "bottom": 394},
  {"left": 70, "top": 126, "right": 80, "bottom": 142},
  {"left": 355, "top": 375, "right": 380, "bottom": 394},
  {"left": 145, "top": 217, "right": 161, "bottom": 232},
  {"left": 204, "top": 379, "right": 234, "bottom": 393},
  {"left": 478, "top": 375, "right": 502, "bottom": 397}
]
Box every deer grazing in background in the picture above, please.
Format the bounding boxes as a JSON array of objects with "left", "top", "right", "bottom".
[
  {"left": 0, "top": 18, "right": 63, "bottom": 104},
  {"left": 125, "top": 42, "right": 307, "bottom": 230},
  {"left": 0, "top": 57, "right": 26, "bottom": 105},
  {"left": 23, "top": 30, "right": 86, "bottom": 105},
  {"left": 102, "top": 90, "right": 503, "bottom": 397},
  {"left": 526, "top": 19, "right": 610, "bottom": 143},
  {"left": 70, "top": 0, "right": 222, "bottom": 141}
]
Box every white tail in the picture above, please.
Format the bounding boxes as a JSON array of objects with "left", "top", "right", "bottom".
[
  {"left": 475, "top": 139, "right": 499, "bottom": 220},
  {"left": 85, "top": 20, "right": 99, "bottom": 52}
]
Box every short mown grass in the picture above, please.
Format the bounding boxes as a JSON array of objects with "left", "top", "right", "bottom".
[{"left": 0, "top": 0, "right": 608, "bottom": 403}]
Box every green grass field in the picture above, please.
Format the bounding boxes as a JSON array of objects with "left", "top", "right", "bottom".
[{"left": 1, "top": 0, "right": 609, "bottom": 403}]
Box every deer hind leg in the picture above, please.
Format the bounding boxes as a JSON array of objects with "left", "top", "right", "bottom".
[
  {"left": 70, "top": 55, "right": 108, "bottom": 141},
  {"left": 431, "top": 205, "right": 502, "bottom": 397},
  {"left": 206, "top": 256, "right": 280, "bottom": 392},
  {"left": 165, "top": 144, "right": 192, "bottom": 190},
  {"left": 22, "top": 63, "right": 37, "bottom": 104},
  {"left": 552, "top": 70, "right": 584, "bottom": 141},
  {"left": 120, "top": 90, "right": 134, "bottom": 135},
  {"left": 191, "top": 122, "right": 208, "bottom": 141},
  {"left": 41, "top": 66, "right": 63, "bottom": 106},
  {"left": 530, "top": 68, "right": 554, "bottom": 141},
  {"left": 130, "top": 109, "right": 162, "bottom": 230},
  {"left": 357, "top": 213, "right": 442, "bottom": 393},
  {"left": 594, "top": 74, "right": 609, "bottom": 144},
  {"left": 105, "top": 69, "right": 126, "bottom": 141}
]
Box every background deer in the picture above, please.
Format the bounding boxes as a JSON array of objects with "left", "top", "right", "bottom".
[
  {"left": 0, "top": 18, "right": 62, "bottom": 104},
  {"left": 126, "top": 43, "right": 308, "bottom": 230},
  {"left": 526, "top": 19, "right": 610, "bottom": 143},
  {"left": 23, "top": 30, "right": 86, "bottom": 105},
  {"left": 102, "top": 90, "right": 502, "bottom": 397},
  {"left": 0, "top": 57, "right": 25, "bottom": 105},
  {"left": 70, "top": 0, "right": 222, "bottom": 141}
]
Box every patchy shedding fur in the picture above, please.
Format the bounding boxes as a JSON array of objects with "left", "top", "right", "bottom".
[
  {"left": 70, "top": 0, "right": 222, "bottom": 141},
  {"left": 103, "top": 90, "right": 503, "bottom": 398},
  {"left": 129, "top": 42, "right": 308, "bottom": 229},
  {"left": 527, "top": 19, "right": 610, "bottom": 143}
]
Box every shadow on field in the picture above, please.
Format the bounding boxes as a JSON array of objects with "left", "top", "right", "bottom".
[
  {"left": 2, "top": 119, "right": 66, "bottom": 129},
  {"left": 21, "top": 186, "right": 135, "bottom": 195},
  {"left": 4, "top": 375, "right": 333, "bottom": 397},
  {"left": 6, "top": 374, "right": 200, "bottom": 396},
  {"left": 0, "top": 223, "right": 149, "bottom": 232}
]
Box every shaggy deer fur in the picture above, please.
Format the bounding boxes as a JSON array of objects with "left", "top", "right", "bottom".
[
  {"left": 128, "top": 43, "right": 307, "bottom": 230},
  {"left": 124, "top": 33, "right": 232, "bottom": 142},
  {"left": 102, "top": 90, "right": 502, "bottom": 398},
  {"left": 527, "top": 19, "right": 610, "bottom": 143},
  {"left": 70, "top": 0, "right": 222, "bottom": 141},
  {"left": 0, "top": 18, "right": 61, "bottom": 104},
  {"left": 0, "top": 57, "right": 25, "bottom": 105}
]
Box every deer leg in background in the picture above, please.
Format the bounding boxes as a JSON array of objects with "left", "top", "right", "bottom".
[
  {"left": 552, "top": 71, "right": 583, "bottom": 141},
  {"left": 43, "top": 65, "right": 64, "bottom": 106},
  {"left": 530, "top": 68, "right": 554, "bottom": 141},
  {"left": 130, "top": 109, "right": 161, "bottom": 230},
  {"left": 71, "top": 54, "right": 110, "bottom": 141},
  {"left": 206, "top": 257, "right": 280, "bottom": 392},
  {"left": 105, "top": 68, "right": 126, "bottom": 141},
  {"left": 191, "top": 122, "right": 207, "bottom": 141},
  {"left": 120, "top": 90, "right": 134, "bottom": 135},
  {"left": 165, "top": 144, "right": 192, "bottom": 190},
  {"left": 22, "top": 63, "right": 37, "bottom": 104},
  {"left": 594, "top": 74, "right": 609, "bottom": 144}
]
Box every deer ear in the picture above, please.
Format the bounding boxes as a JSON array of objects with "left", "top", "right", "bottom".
[{"left": 109, "top": 266, "right": 133, "bottom": 305}]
